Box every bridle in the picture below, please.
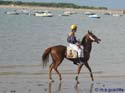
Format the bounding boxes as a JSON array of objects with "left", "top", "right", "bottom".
[{"left": 85, "top": 34, "right": 95, "bottom": 43}]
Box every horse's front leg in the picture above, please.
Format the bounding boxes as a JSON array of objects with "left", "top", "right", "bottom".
[
  {"left": 85, "top": 63, "right": 94, "bottom": 81},
  {"left": 75, "top": 64, "right": 84, "bottom": 83}
]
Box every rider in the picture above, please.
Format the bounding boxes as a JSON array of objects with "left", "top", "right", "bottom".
[{"left": 67, "top": 24, "right": 83, "bottom": 63}]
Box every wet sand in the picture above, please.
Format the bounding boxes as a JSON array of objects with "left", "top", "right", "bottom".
[
  {"left": 0, "top": 74, "right": 125, "bottom": 93},
  {"left": 0, "top": 64, "right": 125, "bottom": 93}
]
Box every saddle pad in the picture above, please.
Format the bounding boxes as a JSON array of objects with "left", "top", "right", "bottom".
[{"left": 66, "top": 47, "right": 77, "bottom": 58}]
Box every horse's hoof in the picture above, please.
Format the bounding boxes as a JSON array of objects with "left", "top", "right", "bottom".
[
  {"left": 49, "top": 79, "right": 54, "bottom": 83},
  {"left": 76, "top": 81, "right": 80, "bottom": 84}
]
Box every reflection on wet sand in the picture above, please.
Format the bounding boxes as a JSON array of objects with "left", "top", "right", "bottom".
[
  {"left": 48, "top": 82, "right": 61, "bottom": 93},
  {"left": 74, "top": 82, "right": 94, "bottom": 93},
  {"left": 48, "top": 81, "right": 94, "bottom": 93}
]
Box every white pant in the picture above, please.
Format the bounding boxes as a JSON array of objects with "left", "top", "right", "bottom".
[{"left": 69, "top": 43, "right": 83, "bottom": 58}]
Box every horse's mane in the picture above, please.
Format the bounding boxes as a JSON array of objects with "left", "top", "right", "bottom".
[{"left": 81, "top": 34, "right": 87, "bottom": 45}]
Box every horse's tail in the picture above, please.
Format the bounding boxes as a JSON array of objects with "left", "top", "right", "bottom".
[{"left": 42, "top": 47, "right": 51, "bottom": 68}]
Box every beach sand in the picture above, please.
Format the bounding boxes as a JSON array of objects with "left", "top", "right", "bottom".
[
  {"left": 0, "top": 60, "right": 124, "bottom": 92},
  {"left": 0, "top": 64, "right": 125, "bottom": 93},
  {"left": 0, "top": 5, "right": 124, "bottom": 14},
  {"left": 0, "top": 74, "right": 125, "bottom": 93}
]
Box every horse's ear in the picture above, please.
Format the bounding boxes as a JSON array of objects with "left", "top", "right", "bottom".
[
  {"left": 88, "top": 30, "right": 91, "bottom": 34},
  {"left": 88, "top": 30, "right": 90, "bottom": 33}
]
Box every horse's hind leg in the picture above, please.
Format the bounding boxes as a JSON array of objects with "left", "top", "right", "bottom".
[
  {"left": 85, "top": 63, "right": 94, "bottom": 81},
  {"left": 49, "top": 63, "right": 54, "bottom": 82},
  {"left": 54, "top": 61, "right": 62, "bottom": 81}
]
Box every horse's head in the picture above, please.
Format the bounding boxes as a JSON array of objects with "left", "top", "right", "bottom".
[
  {"left": 87, "top": 31, "right": 101, "bottom": 44},
  {"left": 81, "top": 31, "right": 101, "bottom": 44}
]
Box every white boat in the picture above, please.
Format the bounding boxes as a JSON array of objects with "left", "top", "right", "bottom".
[
  {"left": 104, "top": 12, "right": 112, "bottom": 15},
  {"left": 59, "top": 13, "right": 70, "bottom": 16},
  {"left": 59, "top": 12, "right": 70, "bottom": 16},
  {"left": 59, "top": 11, "right": 76, "bottom": 16},
  {"left": 64, "top": 11, "right": 76, "bottom": 15},
  {"left": 16, "top": 9, "right": 30, "bottom": 15},
  {"left": 112, "top": 14, "right": 122, "bottom": 17},
  {"left": 84, "top": 12, "right": 95, "bottom": 15},
  {"left": 5, "top": 11, "right": 19, "bottom": 15},
  {"left": 34, "top": 11, "right": 53, "bottom": 17},
  {"left": 88, "top": 14, "right": 100, "bottom": 19}
]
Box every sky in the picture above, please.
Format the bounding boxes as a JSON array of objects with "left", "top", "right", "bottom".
[{"left": 7, "top": 0, "right": 125, "bottom": 9}]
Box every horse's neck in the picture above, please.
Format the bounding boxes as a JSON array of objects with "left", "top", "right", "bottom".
[
  {"left": 84, "top": 42, "right": 92, "bottom": 53},
  {"left": 81, "top": 36, "right": 92, "bottom": 53}
]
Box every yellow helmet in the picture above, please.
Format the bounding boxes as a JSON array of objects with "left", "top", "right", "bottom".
[{"left": 70, "top": 24, "right": 77, "bottom": 30}]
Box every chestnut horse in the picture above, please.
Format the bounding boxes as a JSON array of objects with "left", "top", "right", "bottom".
[{"left": 42, "top": 31, "right": 101, "bottom": 83}]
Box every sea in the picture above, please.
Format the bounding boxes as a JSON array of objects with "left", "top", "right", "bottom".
[{"left": 0, "top": 7, "right": 125, "bottom": 78}]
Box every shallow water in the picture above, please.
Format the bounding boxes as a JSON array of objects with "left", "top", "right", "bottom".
[
  {"left": 0, "top": 8, "right": 125, "bottom": 78},
  {"left": 0, "top": 76, "right": 125, "bottom": 93}
]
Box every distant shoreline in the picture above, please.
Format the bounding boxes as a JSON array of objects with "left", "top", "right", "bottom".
[{"left": 0, "top": 5, "right": 124, "bottom": 14}]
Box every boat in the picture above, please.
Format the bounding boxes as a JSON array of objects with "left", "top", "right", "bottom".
[
  {"left": 104, "top": 12, "right": 112, "bottom": 15},
  {"left": 64, "top": 11, "right": 76, "bottom": 15},
  {"left": 88, "top": 14, "right": 100, "bottom": 19},
  {"left": 59, "top": 13, "right": 70, "bottom": 16},
  {"left": 59, "top": 11, "right": 76, "bottom": 16},
  {"left": 84, "top": 12, "right": 95, "bottom": 15},
  {"left": 16, "top": 9, "right": 30, "bottom": 15},
  {"left": 59, "top": 12, "right": 70, "bottom": 16},
  {"left": 5, "top": 11, "right": 19, "bottom": 15},
  {"left": 34, "top": 11, "right": 53, "bottom": 17},
  {"left": 112, "top": 14, "right": 122, "bottom": 17}
]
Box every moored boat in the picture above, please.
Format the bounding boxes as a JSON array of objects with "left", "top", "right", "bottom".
[
  {"left": 88, "top": 14, "right": 100, "bottom": 19},
  {"left": 34, "top": 11, "right": 53, "bottom": 17},
  {"left": 5, "top": 11, "right": 19, "bottom": 15},
  {"left": 59, "top": 11, "right": 76, "bottom": 16}
]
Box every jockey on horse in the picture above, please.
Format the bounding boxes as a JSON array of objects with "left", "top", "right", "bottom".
[
  {"left": 42, "top": 28, "right": 101, "bottom": 82},
  {"left": 67, "top": 24, "right": 84, "bottom": 65}
]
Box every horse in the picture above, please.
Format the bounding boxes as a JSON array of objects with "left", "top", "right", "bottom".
[{"left": 42, "top": 31, "right": 101, "bottom": 83}]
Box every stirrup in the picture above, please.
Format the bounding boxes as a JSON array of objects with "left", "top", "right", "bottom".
[{"left": 73, "top": 62, "right": 78, "bottom": 65}]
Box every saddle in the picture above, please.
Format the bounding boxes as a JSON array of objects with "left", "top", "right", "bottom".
[{"left": 66, "top": 46, "right": 78, "bottom": 58}]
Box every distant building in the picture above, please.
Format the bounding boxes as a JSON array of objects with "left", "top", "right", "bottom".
[{"left": 123, "top": 10, "right": 125, "bottom": 14}]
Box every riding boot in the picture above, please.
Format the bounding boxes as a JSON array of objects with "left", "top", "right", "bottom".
[
  {"left": 73, "top": 58, "right": 79, "bottom": 65},
  {"left": 73, "top": 61, "right": 78, "bottom": 65}
]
